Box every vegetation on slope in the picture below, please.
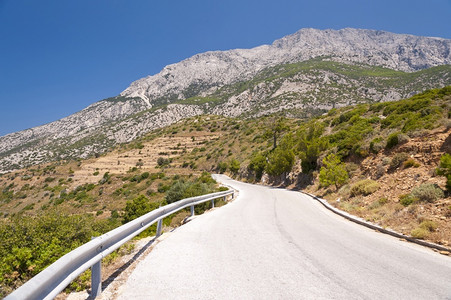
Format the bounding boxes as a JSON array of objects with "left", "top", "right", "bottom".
[{"left": 0, "top": 86, "right": 450, "bottom": 296}]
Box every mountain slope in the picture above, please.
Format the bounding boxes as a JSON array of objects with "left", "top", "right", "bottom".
[{"left": 1, "top": 28, "right": 451, "bottom": 173}]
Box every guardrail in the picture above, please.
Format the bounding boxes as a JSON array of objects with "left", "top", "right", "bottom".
[{"left": 5, "top": 189, "right": 234, "bottom": 300}]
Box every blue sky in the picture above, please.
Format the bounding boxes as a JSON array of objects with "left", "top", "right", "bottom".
[{"left": 0, "top": 0, "right": 450, "bottom": 136}]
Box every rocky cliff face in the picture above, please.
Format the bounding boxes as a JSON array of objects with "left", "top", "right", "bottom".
[
  {"left": 1, "top": 28, "right": 450, "bottom": 172},
  {"left": 121, "top": 28, "right": 451, "bottom": 105}
]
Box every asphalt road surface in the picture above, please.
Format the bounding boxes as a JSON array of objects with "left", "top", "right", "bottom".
[{"left": 117, "top": 175, "right": 451, "bottom": 299}]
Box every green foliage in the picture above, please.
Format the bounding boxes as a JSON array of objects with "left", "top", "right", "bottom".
[
  {"left": 217, "top": 161, "right": 228, "bottom": 173},
  {"left": 350, "top": 179, "right": 380, "bottom": 196},
  {"left": 165, "top": 175, "right": 217, "bottom": 204},
  {"left": 411, "top": 183, "right": 444, "bottom": 203},
  {"left": 122, "top": 195, "right": 160, "bottom": 224},
  {"left": 229, "top": 159, "right": 240, "bottom": 174},
  {"left": 385, "top": 132, "right": 400, "bottom": 149},
  {"left": 0, "top": 212, "right": 119, "bottom": 293},
  {"left": 328, "top": 115, "right": 373, "bottom": 158},
  {"left": 319, "top": 154, "right": 348, "bottom": 189},
  {"left": 411, "top": 227, "right": 428, "bottom": 239},
  {"left": 436, "top": 153, "right": 451, "bottom": 191},
  {"left": 157, "top": 157, "right": 171, "bottom": 167},
  {"left": 248, "top": 152, "right": 267, "bottom": 181},
  {"left": 399, "top": 194, "right": 418, "bottom": 206},
  {"left": 296, "top": 122, "right": 328, "bottom": 173},
  {"left": 265, "top": 147, "right": 295, "bottom": 177},
  {"left": 403, "top": 158, "right": 420, "bottom": 168}
]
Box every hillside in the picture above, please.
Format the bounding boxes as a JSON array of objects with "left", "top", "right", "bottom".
[
  {"left": 1, "top": 28, "right": 451, "bottom": 173},
  {"left": 1, "top": 87, "right": 450, "bottom": 297}
]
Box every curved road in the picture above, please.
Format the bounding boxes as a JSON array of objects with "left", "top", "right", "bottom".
[{"left": 117, "top": 175, "right": 451, "bottom": 299}]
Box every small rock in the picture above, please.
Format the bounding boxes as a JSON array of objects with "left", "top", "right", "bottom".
[{"left": 439, "top": 251, "right": 450, "bottom": 256}]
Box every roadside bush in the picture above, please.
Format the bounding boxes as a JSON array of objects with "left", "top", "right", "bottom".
[
  {"left": 266, "top": 147, "right": 295, "bottom": 177},
  {"left": 248, "top": 152, "right": 267, "bottom": 181},
  {"left": 411, "top": 183, "right": 444, "bottom": 203},
  {"left": 389, "top": 152, "right": 409, "bottom": 170},
  {"left": 319, "top": 154, "right": 348, "bottom": 189},
  {"left": 217, "top": 162, "right": 228, "bottom": 173},
  {"left": 419, "top": 220, "right": 438, "bottom": 232},
  {"left": 229, "top": 159, "right": 240, "bottom": 174},
  {"left": 350, "top": 179, "right": 380, "bottom": 197},
  {"left": 411, "top": 227, "right": 428, "bottom": 239}
]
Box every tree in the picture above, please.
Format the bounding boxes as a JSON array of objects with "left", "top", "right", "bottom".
[
  {"left": 297, "top": 121, "right": 328, "bottom": 173},
  {"left": 266, "top": 147, "right": 295, "bottom": 177},
  {"left": 319, "top": 154, "right": 348, "bottom": 189},
  {"left": 248, "top": 152, "right": 267, "bottom": 181},
  {"left": 229, "top": 159, "right": 240, "bottom": 174},
  {"left": 264, "top": 116, "right": 290, "bottom": 149},
  {"left": 122, "top": 195, "right": 158, "bottom": 224}
]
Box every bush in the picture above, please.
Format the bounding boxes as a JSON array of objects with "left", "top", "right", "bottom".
[
  {"left": 266, "top": 147, "right": 295, "bottom": 177},
  {"left": 350, "top": 179, "right": 380, "bottom": 196},
  {"left": 419, "top": 220, "right": 438, "bottom": 232},
  {"left": 217, "top": 162, "right": 228, "bottom": 173},
  {"left": 248, "top": 152, "right": 267, "bottom": 181},
  {"left": 122, "top": 195, "right": 159, "bottom": 224},
  {"left": 436, "top": 153, "right": 451, "bottom": 191},
  {"left": 399, "top": 194, "right": 418, "bottom": 206},
  {"left": 411, "top": 183, "right": 444, "bottom": 203},
  {"left": 319, "top": 154, "right": 348, "bottom": 189},
  {"left": 411, "top": 227, "right": 428, "bottom": 239},
  {"left": 229, "top": 159, "right": 240, "bottom": 174},
  {"left": 386, "top": 132, "right": 400, "bottom": 149},
  {"left": 403, "top": 158, "right": 420, "bottom": 168},
  {"left": 389, "top": 152, "right": 409, "bottom": 170}
]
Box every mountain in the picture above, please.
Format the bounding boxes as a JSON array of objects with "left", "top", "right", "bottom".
[{"left": 1, "top": 28, "right": 450, "bottom": 173}]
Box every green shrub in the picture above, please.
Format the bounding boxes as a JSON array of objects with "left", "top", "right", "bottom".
[
  {"left": 436, "top": 153, "right": 451, "bottom": 191},
  {"left": 419, "top": 220, "right": 438, "bottom": 232},
  {"left": 399, "top": 194, "right": 418, "bottom": 206},
  {"left": 350, "top": 179, "right": 380, "bottom": 196},
  {"left": 248, "top": 152, "right": 267, "bottom": 181},
  {"left": 266, "top": 147, "right": 295, "bottom": 177},
  {"left": 217, "top": 162, "right": 228, "bottom": 173},
  {"left": 411, "top": 183, "right": 444, "bottom": 203},
  {"left": 319, "top": 154, "right": 348, "bottom": 189},
  {"left": 229, "top": 159, "right": 240, "bottom": 174},
  {"left": 386, "top": 132, "right": 400, "bottom": 149},
  {"left": 389, "top": 152, "right": 409, "bottom": 170},
  {"left": 411, "top": 227, "right": 428, "bottom": 239},
  {"left": 403, "top": 158, "right": 420, "bottom": 168},
  {"left": 122, "top": 195, "right": 160, "bottom": 224}
]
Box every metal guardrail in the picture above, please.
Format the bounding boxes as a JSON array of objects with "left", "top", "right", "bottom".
[{"left": 5, "top": 189, "right": 234, "bottom": 300}]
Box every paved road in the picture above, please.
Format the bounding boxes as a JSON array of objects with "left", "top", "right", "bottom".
[{"left": 117, "top": 175, "right": 451, "bottom": 299}]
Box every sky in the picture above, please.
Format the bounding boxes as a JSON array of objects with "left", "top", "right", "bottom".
[{"left": 0, "top": 0, "right": 450, "bottom": 137}]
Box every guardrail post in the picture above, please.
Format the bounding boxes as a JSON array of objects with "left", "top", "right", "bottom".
[
  {"left": 211, "top": 198, "right": 215, "bottom": 208},
  {"left": 156, "top": 219, "right": 163, "bottom": 237},
  {"left": 91, "top": 260, "right": 102, "bottom": 299},
  {"left": 190, "top": 205, "right": 195, "bottom": 217},
  {"left": 223, "top": 196, "right": 226, "bottom": 202}
]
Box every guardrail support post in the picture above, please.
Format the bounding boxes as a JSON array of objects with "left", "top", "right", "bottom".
[
  {"left": 156, "top": 219, "right": 163, "bottom": 237},
  {"left": 211, "top": 198, "right": 215, "bottom": 208},
  {"left": 91, "top": 260, "right": 101, "bottom": 299},
  {"left": 190, "top": 205, "right": 195, "bottom": 217}
]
